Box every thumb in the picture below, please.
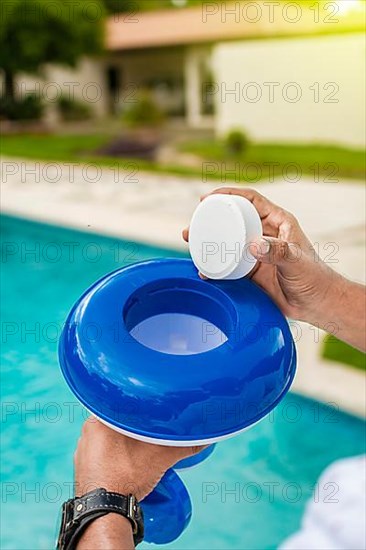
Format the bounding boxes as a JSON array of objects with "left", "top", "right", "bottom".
[
  {"left": 249, "top": 237, "right": 296, "bottom": 266},
  {"left": 166, "top": 444, "right": 208, "bottom": 468}
]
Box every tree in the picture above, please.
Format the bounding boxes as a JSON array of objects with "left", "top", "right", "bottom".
[{"left": 0, "top": 0, "right": 105, "bottom": 100}]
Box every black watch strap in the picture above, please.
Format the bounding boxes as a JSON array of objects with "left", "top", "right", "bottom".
[{"left": 58, "top": 488, "right": 144, "bottom": 549}]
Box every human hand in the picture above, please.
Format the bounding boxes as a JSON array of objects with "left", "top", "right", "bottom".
[
  {"left": 75, "top": 418, "right": 204, "bottom": 548},
  {"left": 74, "top": 417, "right": 204, "bottom": 502},
  {"left": 183, "top": 187, "right": 343, "bottom": 325}
]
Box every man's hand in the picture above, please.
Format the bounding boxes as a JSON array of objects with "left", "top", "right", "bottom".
[
  {"left": 75, "top": 418, "right": 205, "bottom": 549},
  {"left": 183, "top": 187, "right": 338, "bottom": 322},
  {"left": 183, "top": 187, "right": 365, "bottom": 351},
  {"left": 74, "top": 417, "right": 204, "bottom": 501}
]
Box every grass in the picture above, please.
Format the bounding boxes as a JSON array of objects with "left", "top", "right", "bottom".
[
  {"left": 0, "top": 134, "right": 204, "bottom": 178},
  {"left": 322, "top": 335, "right": 366, "bottom": 372},
  {"left": 1, "top": 133, "right": 365, "bottom": 182},
  {"left": 180, "top": 139, "right": 366, "bottom": 182}
]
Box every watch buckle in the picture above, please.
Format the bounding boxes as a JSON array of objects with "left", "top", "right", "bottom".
[
  {"left": 127, "top": 494, "right": 139, "bottom": 535},
  {"left": 64, "top": 499, "right": 75, "bottom": 530}
]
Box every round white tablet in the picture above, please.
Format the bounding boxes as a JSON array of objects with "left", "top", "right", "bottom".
[{"left": 189, "top": 194, "right": 263, "bottom": 280}]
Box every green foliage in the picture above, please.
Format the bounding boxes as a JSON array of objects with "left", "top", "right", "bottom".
[
  {"left": 225, "top": 129, "right": 250, "bottom": 155},
  {"left": 0, "top": 0, "right": 105, "bottom": 75},
  {"left": 57, "top": 96, "right": 92, "bottom": 121},
  {"left": 0, "top": 94, "right": 44, "bottom": 120},
  {"left": 322, "top": 335, "right": 366, "bottom": 372},
  {"left": 122, "top": 92, "right": 165, "bottom": 128}
]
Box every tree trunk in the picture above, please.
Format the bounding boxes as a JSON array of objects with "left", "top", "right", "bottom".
[{"left": 4, "top": 69, "right": 15, "bottom": 100}]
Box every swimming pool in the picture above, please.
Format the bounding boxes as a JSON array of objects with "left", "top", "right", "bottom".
[{"left": 1, "top": 215, "right": 365, "bottom": 549}]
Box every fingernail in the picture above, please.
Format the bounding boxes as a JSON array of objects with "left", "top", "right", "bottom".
[{"left": 254, "top": 238, "right": 271, "bottom": 256}]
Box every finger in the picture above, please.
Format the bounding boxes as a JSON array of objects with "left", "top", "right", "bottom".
[
  {"left": 200, "top": 188, "right": 289, "bottom": 237},
  {"left": 249, "top": 262, "right": 289, "bottom": 314},
  {"left": 169, "top": 444, "right": 209, "bottom": 466},
  {"left": 247, "top": 261, "right": 260, "bottom": 279},
  {"left": 182, "top": 227, "right": 189, "bottom": 242},
  {"left": 200, "top": 187, "right": 274, "bottom": 219},
  {"left": 249, "top": 237, "right": 298, "bottom": 266},
  {"left": 198, "top": 272, "right": 209, "bottom": 280}
]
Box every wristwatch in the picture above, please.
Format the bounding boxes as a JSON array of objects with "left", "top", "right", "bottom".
[{"left": 56, "top": 488, "right": 144, "bottom": 549}]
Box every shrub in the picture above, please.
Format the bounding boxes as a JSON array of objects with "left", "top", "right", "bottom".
[
  {"left": 0, "top": 94, "right": 44, "bottom": 121},
  {"left": 57, "top": 96, "right": 92, "bottom": 121},
  {"left": 122, "top": 91, "right": 165, "bottom": 128},
  {"left": 225, "top": 129, "right": 249, "bottom": 155}
]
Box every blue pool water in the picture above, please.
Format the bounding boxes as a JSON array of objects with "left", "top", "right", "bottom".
[{"left": 1, "top": 215, "right": 365, "bottom": 550}]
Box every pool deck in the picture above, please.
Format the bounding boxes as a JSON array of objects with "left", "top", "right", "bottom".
[{"left": 1, "top": 156, "right": 365, "bottom": 418}]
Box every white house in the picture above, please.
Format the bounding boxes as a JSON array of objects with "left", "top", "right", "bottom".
[{"left": 15, "top": 1, "right": 366, "bottom": 147}]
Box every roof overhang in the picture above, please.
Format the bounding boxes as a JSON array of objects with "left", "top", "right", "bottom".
[{"left": 106, "top": 2, "right": 365, "bottom": 52}]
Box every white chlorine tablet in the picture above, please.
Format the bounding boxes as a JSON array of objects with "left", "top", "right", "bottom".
[{"left": 189, "top": 194, "right": 263, "bottom": 280}]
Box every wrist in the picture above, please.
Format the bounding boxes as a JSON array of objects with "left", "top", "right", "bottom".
[
  {"left": 303, "top": 269, "right": 346, "bottom": 328},
  {"left": 77, "top": 513, "right": 134, "bottom": 550},
  {"left": 303, "top": 272, "right": 366, "bottom": 351},
  {"left": 58, "top": 488, "right": 144, "bottom": 550},
  {"left": 75, "top": 476, "right": 144, "bottom": 501},
  {"left": 300, "top": 266, "right": 347, "bottom": 329}
]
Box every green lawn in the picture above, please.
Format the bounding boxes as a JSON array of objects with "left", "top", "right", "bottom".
[
  {"left": 322, "top": 335, "right": 366, "bottom": 372},
  {"left": 0, "top": 134, "right": 203, "bottom": 178},
  {"left": 1, "top": 134, "right": 365, "bottom": 182},
  {"left": 0, "top": 134, "right": 107, "bottom": 161},
  {"left": 180, "top": 140, "right": 366, "bottom": 182}
]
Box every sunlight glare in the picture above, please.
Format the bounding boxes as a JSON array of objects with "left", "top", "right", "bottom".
[{"left": 336, "top": 0, "right": 362, "bottom": 15}]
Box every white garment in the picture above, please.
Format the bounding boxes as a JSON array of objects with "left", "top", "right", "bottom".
[{"left": 280, "top": 455, "right": 366, "bottom": 550}]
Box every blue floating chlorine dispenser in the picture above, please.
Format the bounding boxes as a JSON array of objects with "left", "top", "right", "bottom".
[{"left": 59, "top": 195, "right": 297, "bottom": 544}]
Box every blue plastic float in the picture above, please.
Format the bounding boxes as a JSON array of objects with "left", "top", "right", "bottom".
[{"left": 59, "top": 258, "right": 296, "bottom": 544}]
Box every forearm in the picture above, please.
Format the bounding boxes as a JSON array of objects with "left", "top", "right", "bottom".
[
  {"left": 77, "top": 514, "right": 134, "bottom": 550},
  {"left": 307, "top": 274, "right": 366, "bottom": 352}
]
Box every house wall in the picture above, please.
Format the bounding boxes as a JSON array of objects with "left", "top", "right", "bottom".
[{"left": 212, "top": 33, "right": 365, "bottom": 147}]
